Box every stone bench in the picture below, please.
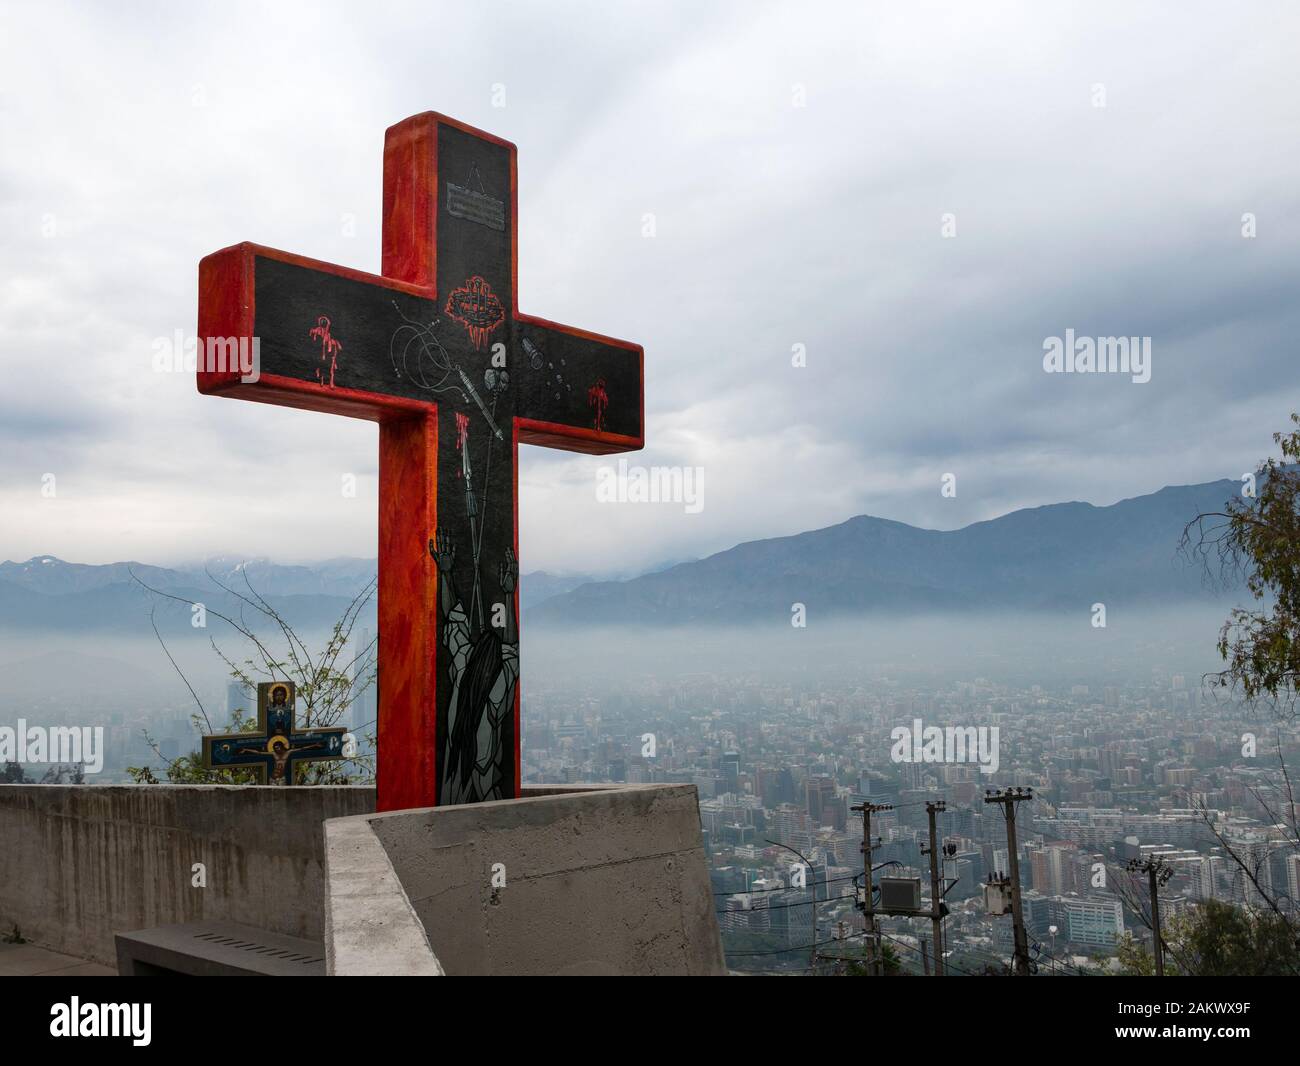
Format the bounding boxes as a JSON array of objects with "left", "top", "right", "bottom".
[{"left": 115, "top": 921, "right": 325, "bottom": 976}]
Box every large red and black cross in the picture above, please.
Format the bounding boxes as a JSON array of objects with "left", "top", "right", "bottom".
[{"left": 198, "top": 113, "right": 643, "bottom": 811}]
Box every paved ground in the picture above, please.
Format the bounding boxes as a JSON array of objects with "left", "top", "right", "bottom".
[{"left": 0, "top": 941, "right": 116, "bottom": 976}]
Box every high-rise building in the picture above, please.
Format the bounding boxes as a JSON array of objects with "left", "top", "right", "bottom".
[
  {"left": 806, "top": 775, "right": 836, "bottom": 827},
  {"left": 1032, "top": 842, "right": 1079, "bottom": 896},
  {"left": 350, "top": 628, "right": 376, "bottom": 730},
  {"left": 721, "top": 752, "right": 740, "bottom": 795},
  {"left": 768, "top": 890, "right": 814, "bottom": 945},
  {"left": 1057, "top": 896, "right": 1123, "bottom": 948}
]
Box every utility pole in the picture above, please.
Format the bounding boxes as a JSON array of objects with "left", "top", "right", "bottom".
[
  {"left": 1128, "top": 856, "right": 1174, "bottom": 976},
  {"left": 851, "top": 801, "right": 893, "bottom": 976},
  {"left": 984, "top": 787, "right": 1033, "bottom": 976},
  {"left": 921, "top": 800, "right": 948, "bottom": 976}
]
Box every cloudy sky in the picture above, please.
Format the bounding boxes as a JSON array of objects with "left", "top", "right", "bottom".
[{"left": 3, "top": 0, "right": 1299, "bottom": 577}]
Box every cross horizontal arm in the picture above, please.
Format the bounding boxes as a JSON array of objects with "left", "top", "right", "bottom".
[
  {"left": 513, "top": 313, "right": 643, "bottom": 454},
  {"left": 198, "top": 242, "right": 437, "bottom": 422}
]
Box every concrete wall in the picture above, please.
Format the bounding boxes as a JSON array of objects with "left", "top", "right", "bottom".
[
  {"left": 360, "top": 783, "right": 725, "bottom": 975},
  {"left": 324, "top": 811, "right": 444, "bottom": 976},
  {"left": 0, "top": 784, "right": 374, "bottom": 966}
]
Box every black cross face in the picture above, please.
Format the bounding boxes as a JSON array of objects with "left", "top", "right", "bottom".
[
  {"left": 251, "top": 255, "right": 639, "bottom": 437},
  {"left": 201, "top": 682, "right": 346, "bottom": 785},
  {"left": 198, "top": 114, "right": 645, "bottom": 810}
]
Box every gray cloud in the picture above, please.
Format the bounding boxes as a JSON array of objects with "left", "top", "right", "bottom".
[{"left": 2, "top": 0, "right": 1299, "bottom": 576}]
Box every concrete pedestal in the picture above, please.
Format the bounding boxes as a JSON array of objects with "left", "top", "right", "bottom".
[
  {"left": 0, "top": 782, "right": 724, "bottom": 976},
  {"left": 324, "top": 784, "right": 725, "bottom": 976}
]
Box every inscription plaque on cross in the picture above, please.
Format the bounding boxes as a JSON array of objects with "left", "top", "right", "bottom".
[
  {"left": 198, "top": 113, "right": 644, "bottom": 811},
  {"left": 201, "top": 682, "right": 346, "bottom": 784}
]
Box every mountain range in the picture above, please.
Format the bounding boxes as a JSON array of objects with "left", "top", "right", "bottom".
[
  {"left": 0, "top": 476, "right": 1247, "bottom": 633},
  {"left": 0, "top": 556, "right": 599, "bottom": 634},
  {"left": 528, "top": 477, "right": 1247, "bottom": 625}
]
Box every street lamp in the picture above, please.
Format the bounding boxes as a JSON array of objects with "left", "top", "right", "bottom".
[{"left": 766, "top": 839, "right": 818, "bottom": 969}]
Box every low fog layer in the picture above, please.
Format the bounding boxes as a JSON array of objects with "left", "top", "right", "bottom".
[
  {"left": 0, "top": 607, "right": 1237, "bottom": 719},
  {"left": 520, "top": 608, "right": 1233, "bottom": 689}
]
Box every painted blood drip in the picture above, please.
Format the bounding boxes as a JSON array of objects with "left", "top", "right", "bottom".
[
  {"left": 588, "top": 377, "right": 609, "bottom": 433},
  {"left": 309, "top": 316, "right": 342, "bottom": 387},
  {"left": 444, "top": 276, "right": 504, "bottom": 350},
  {"left": 455, "top": 411, "right": 470, "bottom": 477}
]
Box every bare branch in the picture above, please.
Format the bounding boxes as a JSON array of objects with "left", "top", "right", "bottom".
[{"left": 148, "top": 606, "right": 212, "bottom": 734}]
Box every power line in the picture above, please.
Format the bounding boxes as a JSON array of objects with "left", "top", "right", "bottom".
[
  {"left": 724, "top": 930, "right": 867, "bottom": 957},
  {"left": 712, "top": 871, "right": 860, "bottom": 896},
  {"left": 711, "top": 787, "right": 1129, "bottom": 976},
  {"left": 723, "top": 916, "right": 1035, "bottom": 979},
  {"left": 1028, "top": 937, "right": 1094, "bottom": 977},
  {"left": 873, "top": 930, "right": 985, "bottom": 977},
  {"left": 717, "top": 893, "right": 859, "bottom": 913}
]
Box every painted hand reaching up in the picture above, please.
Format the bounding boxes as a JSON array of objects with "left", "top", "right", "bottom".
[
  {"left": 429, "top": 529, "right": 456, "bottom": 573},
  {"left": 498, "top": 547, "right": 517, "bottom": 593}
]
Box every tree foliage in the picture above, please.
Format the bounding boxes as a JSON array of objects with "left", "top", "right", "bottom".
[
  {"left": 2, "top": 761, "right": 84, "bottom": 784},
  {"left": 1183, "top": 413, "right": 1300, "bottom": 711},
  {"left": 841, "top": 942, "right": 904, "bottom": 976},
  {"left": 1116, "top": 900, "right": 1300, "bottom": 976},
  {"left": 1180, "top": 415, "right": 1300, "bottom": 946}
]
